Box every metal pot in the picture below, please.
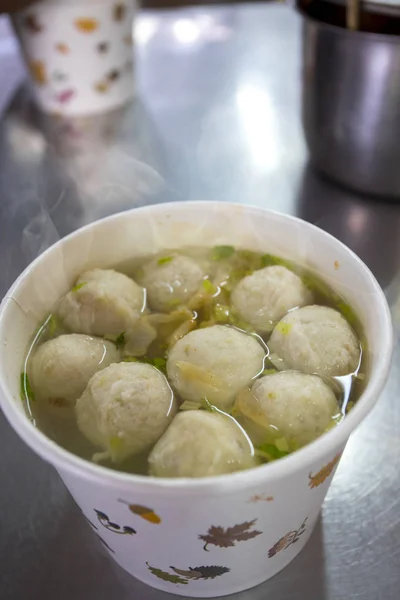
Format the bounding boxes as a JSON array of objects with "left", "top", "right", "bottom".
[
  {"left": 301, "top": 1, "right": 400, "bottom": 197},
  {"left": 323, "top": 0, "right": 400, "bottom": 19}
]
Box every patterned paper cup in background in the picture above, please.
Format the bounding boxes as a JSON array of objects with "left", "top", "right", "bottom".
[
  {"left": 12, "top": 0, "right": 136, "bottom": 116},
  {"left": 0, "top": 203, "right": 393, "bottom": 597}
]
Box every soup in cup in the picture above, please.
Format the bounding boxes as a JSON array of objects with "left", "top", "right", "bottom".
[{"left": 0, "top": 202, "right": 393, "bottom": 597}]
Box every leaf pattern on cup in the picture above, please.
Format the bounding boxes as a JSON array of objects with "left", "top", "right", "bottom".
[
  {"left": 75, "top": 18, "right": 99, "bottom": 33},
  {"left": 94, "top": 81, "right": 110, "bottom": 94},
  {"left": 107, "top": 69, "right": 121, "bottom": 82},
  {"left": 85, "top": 516, "right": 115, "bottom": 553},
  {"left": 28, "top": 61, "right": 47, "bottom": 85},
  {"left": 172, "top": 566, "right": 230, "bottom": 580},
  {"left": 95, "top": 532, "right": 115, "bottom": 553},
  {"left": 199, "top": 520, "right": 262, "bottom": 551},
  {"left": 52, "top": 71, "right": 68, "bottom": 82},
  {"left": 55, "top": 43, "right": 70, "bottom": 55},
  {"left": 56, "top": 89, "right": 75, "bottom": 105},
  {"left": 94, "top": 65, "right": 126, "bottom": 94},
  {"left": 24, "top": 14, "right": 42, "bottom": 34},
  {"left": 114, "top": 3, "right": 127, "bottom": 21},
  {"left": 268, "top": 518, "right": 307, "bottom": 558},
  {"left": 146, "top": 562, "right": 230, "bottom": 585},
  {"left": 94, "top": 509, "right": 136, "bottom": 535},
  {"left": 98, "top": 42, "right": 110, "bottom": 54},
  {"left": 248, "top": 494, "right": 274, "bottom": 503},
  {"left": 309, "top": 453, "right": 342, "bottom": 489},
  {"left": 118, "top": 499, "right": 162, "bottom": 524}
]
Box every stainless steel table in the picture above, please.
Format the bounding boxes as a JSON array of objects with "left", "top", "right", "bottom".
[{"left": 1, "top": 4, "right": 400, "bottom": 599}]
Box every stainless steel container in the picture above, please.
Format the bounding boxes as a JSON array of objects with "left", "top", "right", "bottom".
[{"left": 301, "top": 2, "right": 400, "bottom": 197}]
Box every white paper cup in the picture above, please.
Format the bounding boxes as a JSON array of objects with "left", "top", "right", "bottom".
[
  {"left": 0, "top": 203, "right": 393, "bottom": 597},
  {"left": 12, "top": 0, "right": 136, "bottom": 116}
]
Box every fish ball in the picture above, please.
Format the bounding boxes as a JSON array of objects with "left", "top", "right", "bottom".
[
  {"left": 29, "top": 334, "right": 119, "bottom": 408},
  {"left": 235, "top": 370, "right": 339, "bottom": 448},
  {"left": 76, "top": 362, "right": 176, "bottom": 462},
  {"left": 149, "top": 410, "right": 257, "bottom": 478},
  {"left": 231, "top": 266, "right": 312, "bottom": 333},
  {"left": 58, "top": 269, "right": 145, "bottom": 337},
  {"left": 167, "top": 325, "right": 266, "bottom": 410},
  {"left": 140, "top": 255, "right": 204, "bottom": 312},
  {"left": 269, "top": 305, "right": 360, "bottom": 376}
]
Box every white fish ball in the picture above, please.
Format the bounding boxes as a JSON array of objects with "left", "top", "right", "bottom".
[
  {"left": 268, "top": 305, "right": 360, "bottom": 376},
  {"left": 140, "top": 255, "right": 204, "bottom": 313},
  {"left": 58, "top": 269, "right": 145, "bottom": 337},
  {"left": 149, "top": 410, "right": 258, "bottom": 478},
  {"left": 76, "top": 362, "right": 176, "bottom": 462},
  {"left": 235, "top": 370, "right": 339, "bottom": 449},
  {"left": 29, "top": 334, "right": 119, "bottom": 408},
  {"left": 167, "top": 325, "right": 266, "bottom": 410},
  {"left": 231, "top": 266, "right": 313, "bottom": 333}
]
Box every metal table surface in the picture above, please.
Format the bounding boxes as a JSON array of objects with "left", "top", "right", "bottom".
[{"left": 1, "top": 4, "right": 400, "bottom": 599}]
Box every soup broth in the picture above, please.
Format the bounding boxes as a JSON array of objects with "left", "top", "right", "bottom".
[{"left": 21, "top": 246, "right": 367, "bottom": 477}]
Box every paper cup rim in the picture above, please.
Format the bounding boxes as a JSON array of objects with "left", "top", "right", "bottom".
[{"left": 0, "top": 202, "right": 393, "bottom": 494}]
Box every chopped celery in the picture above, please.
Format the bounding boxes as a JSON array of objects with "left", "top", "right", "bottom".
[
  {"left": 276, "top": 322, "right": 292, "bottom": 335},
  {"left": 20, "top": 372, "right": 34, "bottom": 402},
  {"left": 336, "top": 300, "right": 358, "bottom": 327},
  {"left": 261, "top": 254, "right": 292, "bottom": 270},
  {"left": 213, "top": 304, "right": 230, "bottom": 323},
  {"left": 71, "top": 282, "right": 87, "bottom": 293},
  {"left": 123, "top": 355, "right": 167, "bottom": 373},
  {"left": 257, "top": 442, "right": 289, "bottom": 460},
  {"left": 202, "top": 279, "right": 217, "bottom": 294},
  {"left": 157, "top": 256, "right": 173, "bottom": 266},
  {"left": 275, "top": 437, "right": 289, "bottom": 452},
  {"left": 44, "top": 314, "right": 59, "bottom": 337},
  {"left": 212, "top": 245, "right": 235, "bottom": 260},
  {"left": 152, "top": 357, "right": 167, "bottom": 370}
]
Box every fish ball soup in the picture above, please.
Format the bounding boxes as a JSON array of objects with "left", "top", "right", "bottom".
[{"left": 21, "top": 246, "right": 366, "bottom": 478}]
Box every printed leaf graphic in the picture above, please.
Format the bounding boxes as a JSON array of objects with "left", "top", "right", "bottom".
[
  {"left": 309, "top": 453, "right": 342, "bottom": 489},
  {"left": 84, "top": 517, "right": 115, "bottom": 554},
  {"left": 94, "top": 509, "right": 136, "bottom": 535},
  {"left": 95, "top": 533, "right": 115, "bottom": 554},
  {"left": 75, "top": 18, "right": 99, "bottom": 32},
  {"left": 171, "top": 567, "right": 202, "bottom": 580},
  {"left": 29, "top": 61, "right": 47, "bottom": 86},
  {"left": 114, "top": 3, "right": 127, "bottom": 21},
  {"left": 268, "top": 518, "right": 308, "bottom": 558},
  {"left": 146, "top": 563, "right": 188, "bottom": 585},
  {"left": 171, "top": 565, "right": 230, "bottom": 580},
  {"left": 24, "top": 14, "right": 42, "bottom": 33},
  {"left": 199, "top": 520, "right": 262, "bottom": 551},
  {"left": 118, "top": 499, "right": 162, "bottom": 524}
]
